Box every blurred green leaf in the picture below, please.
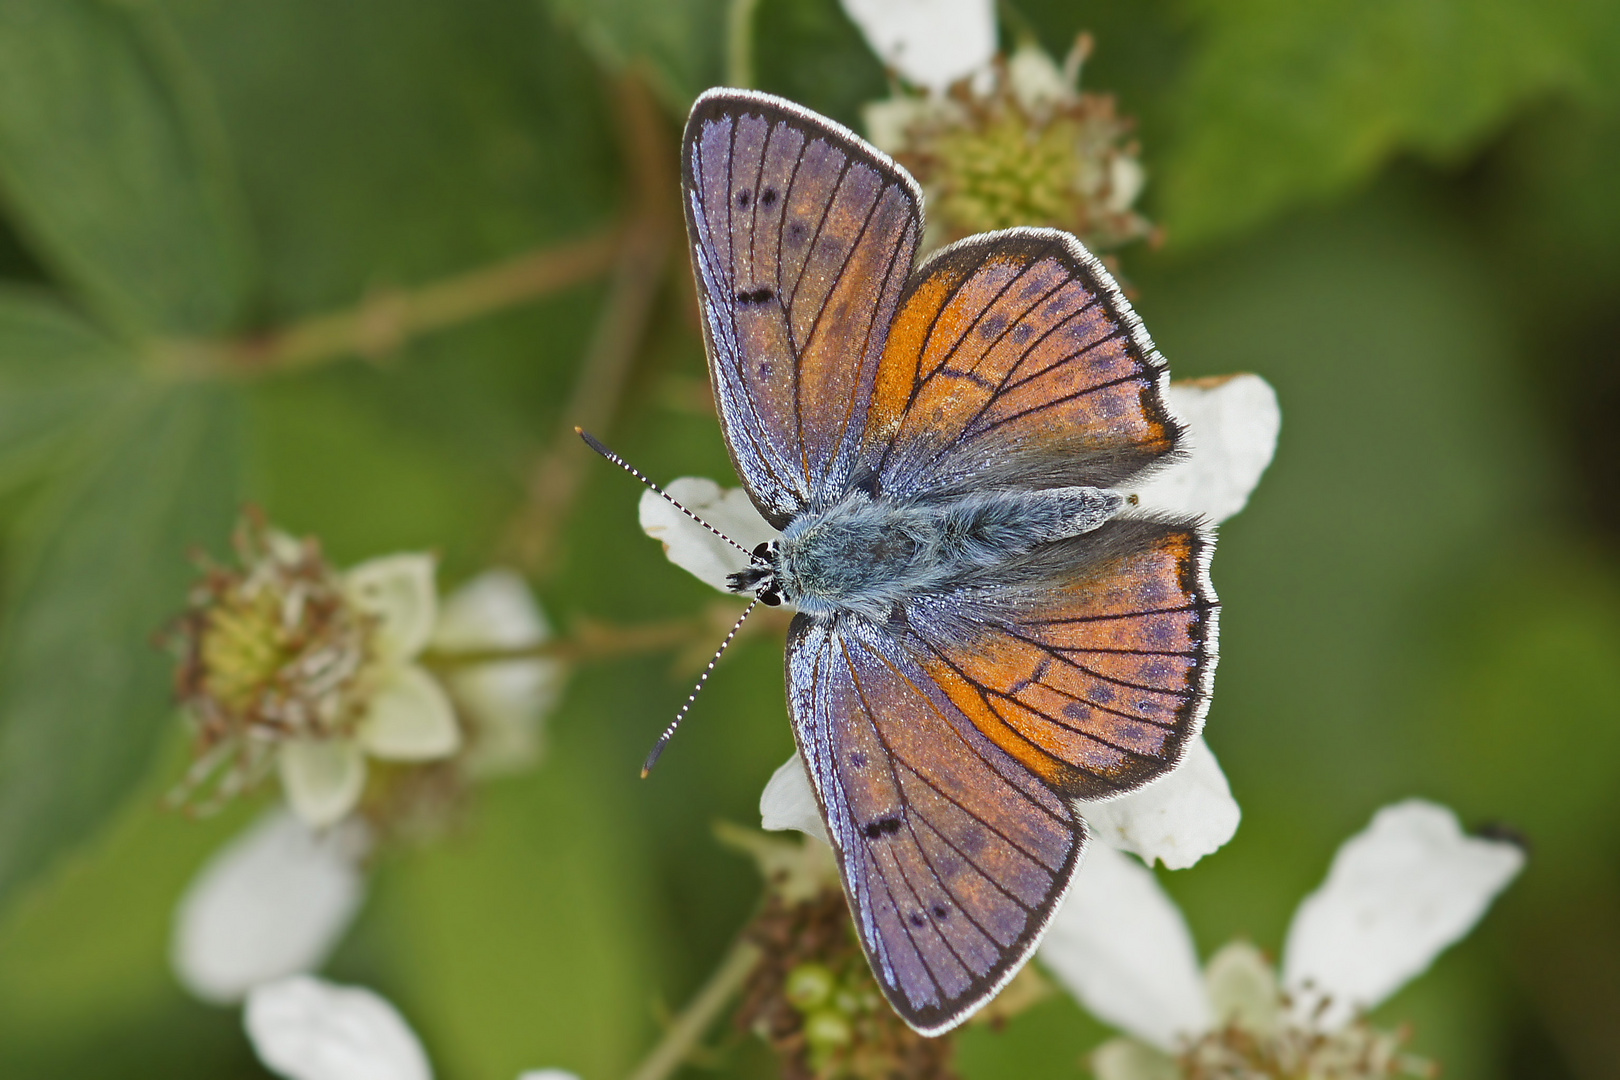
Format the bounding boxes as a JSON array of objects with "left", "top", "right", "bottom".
[
  {"left": 170, "top": 0, "right": 617, "bottom": 315},
  {"left": 0, "top": 384, "right": 243, "bottom": 908},
  {"left": 754, "top": 0, "right": 886, "bottom": 130},
  {"left": 1413, "top": 544, "right": 1620, "bottom": 859},
  {"left": 0, "top": 289, "right": 135, "bottom": 488},
  {"left": 1160, "top": 0, "right": 1620, "bottom": 247},
  {"left": 543, "top": 0, "right": 727, "bottom": 109},
  {"left": 0, "top": 0, "right": 251, "bottom": 335}
]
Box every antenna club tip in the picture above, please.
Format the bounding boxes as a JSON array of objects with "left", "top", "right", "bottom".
[
  {"left": 639, "top": 767, "right": 651, "bottom": 780},
  {"left": 573, "top": 425, "right": 585, "bottom": 435}
]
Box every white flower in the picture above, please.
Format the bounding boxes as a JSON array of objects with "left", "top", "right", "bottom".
[
  {"left": 246, "top": 976, "right": 432, "bottom": 1080},
  {"left": 646, "top": 374, "right": 1280, "bottom": 870},
  {"left": 839, "top": 0, "right": 997, "bottom": 93},
  {"left": 278, "top": 554, "right": 461, "bottom": 828},
  {"left": 1283, "top": 800, "right": 1527, "bottom": 1028},
  {"left": 1041, "top": 842, "right": 1211, "bottom": 1048},
  {"left": 1075, "top": 735, "right": 1242, "bottom": 871},
  {"left": 1042, "top": 800, "right": 1524, "bottom": 1076},
  {"left": 429, "top": 569, "right": 565, "bottom": 777},
  {"left": 1132, "top": 375, "right": 1282, "bottom": 523},
  {"left": 172, "top": 810, "right": 370, "bottom": 1004},
  {"left": 244, "top": 975, "right": 577, "bottom": 1080}
]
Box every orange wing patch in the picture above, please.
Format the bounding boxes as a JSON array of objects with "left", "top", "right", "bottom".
[
  {"left": 909, "top": 523, "right": 1217, "bottom": 800},
  {"left": 860, "top": 230, "right": 1178, "bottom": 498}
]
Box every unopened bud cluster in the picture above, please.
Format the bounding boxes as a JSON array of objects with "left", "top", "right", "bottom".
[
  {"left": 865, "top": 38, "right": 1154, "bottom": 255},
  {"left": 737, "top": 886, "right": 957, "bottom": 1080}
]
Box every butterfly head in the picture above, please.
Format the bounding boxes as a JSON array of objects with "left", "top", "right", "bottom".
[{"left": 728, "top": 541, "right": 783, "bottom": 606}]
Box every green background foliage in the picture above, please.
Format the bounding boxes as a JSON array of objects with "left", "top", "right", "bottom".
[{"left": 0, "top": 0, "right": 1616, "bottom": 1076}]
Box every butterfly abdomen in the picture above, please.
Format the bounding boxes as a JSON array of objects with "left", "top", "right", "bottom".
[{"left": 777, "top": 486, "right": 1124, "bottom": 619}]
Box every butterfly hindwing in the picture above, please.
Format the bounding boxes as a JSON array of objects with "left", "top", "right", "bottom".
[
  {"left": 861, "top": 228, "right": 1181, "bottom": 500},
  {"left": 683, "top": 90, "right": 922, "bottom": 527},
  {"left": 788, "top": 615, "right": 1086, "bottom": 1035},
  {"left": 904, "top": 519, "right": 1219, "bottom": 800}
]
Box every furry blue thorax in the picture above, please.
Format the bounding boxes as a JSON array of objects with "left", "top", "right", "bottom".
[{"left": 739, "top": 487, "right": 1124, "bottom": 621}]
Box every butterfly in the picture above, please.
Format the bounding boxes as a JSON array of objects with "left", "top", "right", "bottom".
[{"left": 600, "top": 88, "right": 1219, "bottom": 1036}]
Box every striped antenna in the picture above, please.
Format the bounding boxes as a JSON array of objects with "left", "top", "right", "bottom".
[
  {"left": 576, "top": 427, "right": 754, "bottom": 558},
  {"left": 642, "top": 597, "right": 761, "bottom": 778}
]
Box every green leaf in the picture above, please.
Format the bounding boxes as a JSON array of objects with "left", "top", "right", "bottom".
[
  {"left": 0, "top": 0, "right": 251, "bottom": 335},
  {"left": 1160, "top": 0, "right": 1620, "bottom": 248},
  {"left": 544, "top": 0, "right": 728, "bottom": 109},
  {"left": 0, "top": 288, "right": 136, "bottom": 488},
  {"left": 0, "top": 384, "right": 243, "bottom": 908}
]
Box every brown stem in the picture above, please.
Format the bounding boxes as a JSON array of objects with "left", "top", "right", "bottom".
[
  {"left": 504, "top": 73, "right": 680, "bottom": 572},
  {"left": 150, "top": 229, "right": 621, "bottom": 379},
  {"left": 422, "top": 614, "right": 708, "bottom": 668},
  {"left": 422, "top": 602, "right": 793, "bottom": 670}
]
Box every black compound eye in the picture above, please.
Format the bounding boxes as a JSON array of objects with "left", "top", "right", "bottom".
[
  {"left": 759, "top": 589, "right": 782, "bottom": 607},
  {"left": 752, "top": 541, "right": 771, "bottom": 558}
]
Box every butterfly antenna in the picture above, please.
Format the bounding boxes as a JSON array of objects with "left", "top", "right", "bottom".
[
  {"left": 576, "top": 427, "right": 754, "bottom": 558},
  {"left": 642, "top": 597, "right": 761, "bottom": 778}
]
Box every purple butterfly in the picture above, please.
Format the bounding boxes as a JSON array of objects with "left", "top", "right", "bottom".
[{"left": 588, "top": 88, "right": 1220, "bottom": 1035}]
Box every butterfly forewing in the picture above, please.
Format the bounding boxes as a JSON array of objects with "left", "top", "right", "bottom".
[
  {"left": 789, "top": 615, "right": 1086, "bottom": 1035},
  {"left": 861, "top": 229, "right": 1181, "bottom": 500},
  {"left": 683, "top": 90, "right": 921, "bottom": 526},
  {"left": 904, "top": 520, "right": 1219, "bottom": 801}
]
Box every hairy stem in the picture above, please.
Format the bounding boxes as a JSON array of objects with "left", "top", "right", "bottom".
[{"left": 627, "top": 937, "right": 763, "bottom": 1080}]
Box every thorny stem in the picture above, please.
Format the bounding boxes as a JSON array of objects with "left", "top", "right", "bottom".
[
  {"left": 505, "top": 74, "right": 680, "bottom": 572},
  {"left": 626, "top": 937, "right": 764, "bottom": 1080}
]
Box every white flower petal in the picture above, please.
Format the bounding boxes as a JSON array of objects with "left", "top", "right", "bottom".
[
  {"left": 356, "top": 665, "right": 461, "bottom": 761},
  {"left": 245, "top": 975, "right": 432, "bottom": 1080},
  {"left": 1282, "top": 799, "right": 1525, "bottom": 1027},
  {"left": 346, "top": 554, "right": 439, "bottom": 661},
  {"left": 639, "top": 478, "right": 777, "bottom": 594},
  {"left": 841, "top": 0, "right": 997, "bottom": 92},
  {"left": 430, "top": 568, "right": 548, "bottom": 651},
  {"left": 861, "top": 95, "right": 964, "bottom": 154},
  {"left": 172, "top": 810, "right": 370, "bottom": 1004},
  {"left": 1130, "top": 374, "right": 1280, "bottom": 523},
  {"left": 1090, "top": 1038, "right": 1181, "bottom": 1080},
  {"left": 1077, "top": 736, "right": 1240, "bottom": 870},
  {"left": 759, "top": 753, "right": 829, "bottom": 844},
  {"left": 431, "top": 569, "right": 563, "bottom": 776},
  {"left": 1039, "top": 842, "right": 1211, "bottom": 1048},
  {"left": 280, "top": 739, "right": 367, "bottom": 829},
  {"left": 1204, "top": 940, "right": 1281, "bottom": 1035},
  {"left": 1007, "top": 42, "right": 1071, "bottom": 113},
  {"left": 1106, "top": 156, "right": 1146, "bottom": 215}
]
